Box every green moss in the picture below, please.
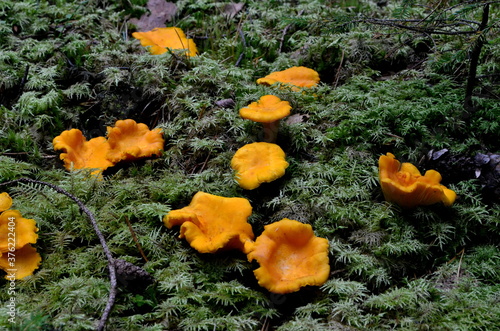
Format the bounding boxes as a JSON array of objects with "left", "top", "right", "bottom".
[{"left": 0, "top": 0, "right": 499, "bottom": 330}]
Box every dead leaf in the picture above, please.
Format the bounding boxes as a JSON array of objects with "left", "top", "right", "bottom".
[
  {"left": 215, "top": 98, "right": 235, "bottom": 108},
  {"left": 222, "top": 3, "right": 244, "bottom": 19},
  {"left": 129, "top": 0, "right": 177, "bottom": 32},
  {"left": 285, "top": 114, "right": 309, "bottom": 125}
]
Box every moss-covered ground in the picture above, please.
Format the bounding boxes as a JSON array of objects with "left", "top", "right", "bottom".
[{"left": 1, "top": 0, "right": 499, "bottom": 330}]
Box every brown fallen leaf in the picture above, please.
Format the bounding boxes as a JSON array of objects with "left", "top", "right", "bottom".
[{"left": 129, "top": 0, "right": 177, "bottom": 32}]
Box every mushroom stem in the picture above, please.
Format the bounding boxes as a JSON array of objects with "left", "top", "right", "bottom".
[{"left": 262, "top": 120, "right": 280, "bottom": 143}]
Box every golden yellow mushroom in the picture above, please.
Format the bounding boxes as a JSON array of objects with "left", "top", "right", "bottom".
[
  {"left": 0, "top": 192, "right": 13, "bottom": 212},
  {"left": 0, "top": 244, "right": 42, "bottom": 279},
  {"left": 163, "top": 192, "right": 254, "bottom": 254},
  {"left": 0, "top": 210, "right": 39, "bottom": 253},
  {"left": 53, "top": 129, "right": 114, "bottom": 175},
  {"left": 106, "top": 119, "right": 164, "bottom": 163},
  {"left": 257, "top": 66, "right": 320, "bottom": 90},
  {"left": 379, "top": 152, "right": 457, "bottom": 208},
  {"left": 239, "top": 95, "right": 292, "bottom": 142},
  {"left": 132, "top": 27, "right": 198, "bottom": 57},
  {"left": 231, "top": 142, "right": 289, "bottom": 190},
  {"left": 247, "top": 218, "right": 330, "bottom": 294}
]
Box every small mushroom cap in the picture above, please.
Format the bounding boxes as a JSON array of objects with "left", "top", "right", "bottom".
[
  {"left": 256, "top": 66, "right": 320, "bottom": 89},
  {"left": 231, "top": 142, "right": 289, "bottom": 190},
  {"left": 379, "top": 152, "right": 457, "bottom": 208},
  {"left": 132, "top": 27, "right": 198, "bottom": 57},
  {"left": 239, "top": 95, "right": 292, "bottom": 123},
  {"left": 52, "top": 129, "right": 114, "bottom": 175},
  {"left": 0, "top": 210, "right": 38, "bottom": 253},
  {"left": 247, "top": 218, "right": 330, "bottom": 294},
  {"left": 0, "top": 244, "right": 41, "bottom": 279},
  {"left": 0, "top": 192, "right": 12, "bottom": 212},
  {"left": 163, "top": 192, "right": 254, "bottom": 254},
  {"left": 106, "top": 119, "right": 164, "bottom": 163}
]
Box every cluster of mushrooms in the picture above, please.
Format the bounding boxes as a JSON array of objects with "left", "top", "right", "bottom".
[
  {"left": 52, "top": 119, "right": 164, "bottom": 176},
  {"left": 162, "top": 62, "right": 330, "bottom": 294},
  {"left": 129, "top": 26, "right": 458, "bottom": 208},
  {"left": 132, "top": 27, "right": 333, "bottom": 293},
  {"left": 54, "top": 26, "right": 331, "bottom": 294},
  {"left": 0, "top": 192, "right": 41, "bottom": 279},
  {"left": 7, "top": 26, "right": 456, "bottom": 290}
]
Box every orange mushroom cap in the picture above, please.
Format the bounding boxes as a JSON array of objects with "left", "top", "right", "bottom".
[
  {"left": 247, "top": 218, "right": 330, "bottom": 294},
  {"left": 231, "top": 142, "right": 289, "bottom": 190},
  {"left": 379, "top": 152, "right": 457, "bottom": 208},
  {"left": 256, "top": 66, "right": 320, "bottom": 90},
  {"left": 52, "top": 129, "right": 114, "bottom": 175},
  {"left": 0, "top": 210, "right": 38, "bottom": 253},
  {"left": 106, "top": 119, "right": 164, "bottom": 163},
  {"left": 0, "top": 192, "right": 12, "bottom": 212},
  {"left": 132, "top": 27, "right": 198, "bottom": 57},
  {"left": 239, "top": 95, "right": 292, "bottom": 123},
  {"left": 0, "top": 244, "right": 41, "bottom": 279},
  {"left": 163, "top": 192, "right": 254, "bottom": 254}
]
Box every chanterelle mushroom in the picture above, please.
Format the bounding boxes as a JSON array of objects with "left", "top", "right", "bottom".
[
  {"left": 52, "top": 129, "right": 114, "bottom": 176},
  {"left": 106, "top": 119, "right": 164, "bottom": 163},
  {"left": 0, "top": 244, "right": 41, "bottom": 279},
  {"left": 246, "top": 218, "right": 330, "bottom": 294},
  {"left": 132, "top": 27, "right": 198, "bottom": 57},
  {"left": 257, "top": 66, "right": 320, "bottom": 91},
  {"left": 239, "top": 95, "right": 292, "bottom": 142},
  {"left": 163, "top": 192, "right": 254, "bottom": 254},
  {"left": 379, "top": 152, "right": 457, "bottom": 208},
  {"left": 0, "top": 193, "right": 42, "bottom": 279},
  {"left": 231, "top": 142, "right": 289, "bottom": 190}
]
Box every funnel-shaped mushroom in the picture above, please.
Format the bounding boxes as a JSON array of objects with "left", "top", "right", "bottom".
[
  {"left": 0, "top": 244, "right": 41, "bottom": 279},
  {"left": 163, "top": 192, "right": 254, "bottom": 254},
  {"left": 0, "top": 195, "right": 41, "bottom": 280},
  {"left": 379, "top": 152, "right": 457, "bottom": 208},
  {"left": 0, "top": 192, "right": 12, "bottom": 212},
  {"left": 132, "top": 27, "right": 198, "bottom": 56},
  {"left": 0, "top": 209, "right": 39, "bottom": 253},
  {"left": 247, "top": 218, "right": 330, "bottom": 294},
  {"left": 239, "top": 95, "right": 291, "bottom": 142},
  {"left": 231, "top": 142, "right": 289, "bottom": 190},
  {"left": 257, "top": 66, "right": 320, "bottom": 91},
  {"left": 53, "top": 129, "right": 114, "bottom": 175},
  {"left": 106, "top": 119, "right": 164, "bottom": 163}
]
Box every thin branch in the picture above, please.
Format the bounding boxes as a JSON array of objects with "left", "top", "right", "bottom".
[
  {"left": 19, "top": 65, "right": 30, "bottom": 95},
  {"left": 333, "top": 49, "right": 345, "bottom": 89},
  {"left": 0, "top": 178, "right": 117, "bottom": 331},
  {"left": 456, "top": 248, "right": 465, "bottom": 283},
  {"left": 417, "top": 0, "right": 443, "bottom": 26},
  {"left": 198, "top": 150, "right": 212, "bottom": 173},
  {"left": 124, "top": 215, "right": 149, "bottom": 262},
  {"left": 445, "top": 0, "right": 500, "bottom": 12},
  {"left": 279, "top": 9, "right": 305, "bottom": 53},
  {"left": 464, "top": 4, "right": 490, "bottom": 111},
  {"left": 352, "top": 18, "right": 480, "bottom": 35},
  {"left": 235, "top": 27, "right": 247, "bottom": 67}
]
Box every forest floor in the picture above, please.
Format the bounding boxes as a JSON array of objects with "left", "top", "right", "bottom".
[{"left": 1, "top": 1, "right": 499, "bottom": 330}]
